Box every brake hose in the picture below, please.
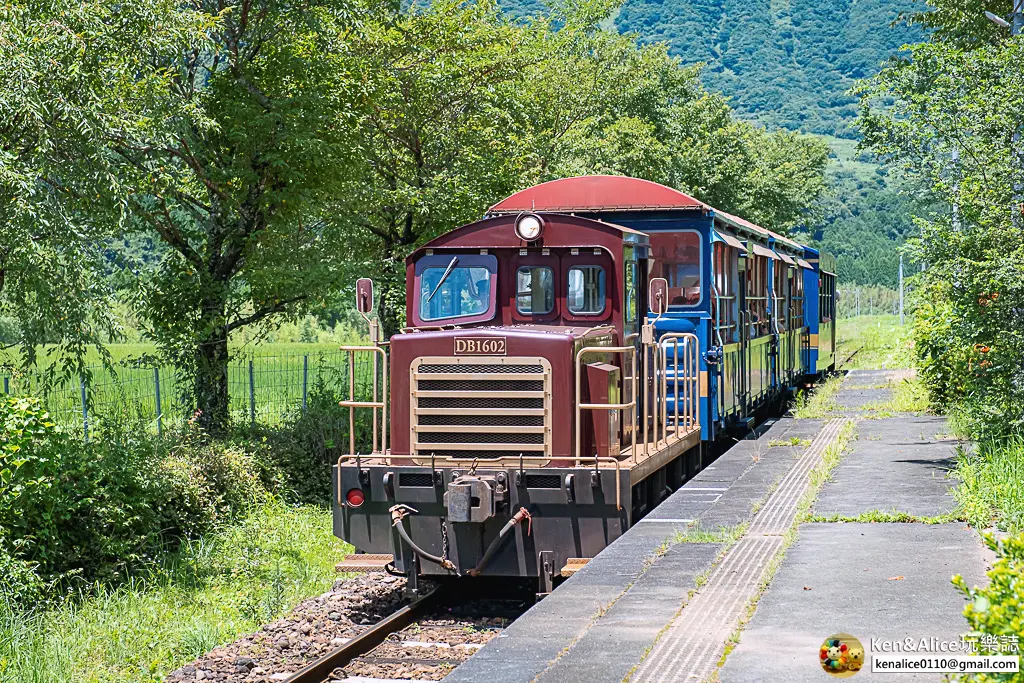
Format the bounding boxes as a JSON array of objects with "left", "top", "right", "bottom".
[
  {"left": 468, "top": 507, "right": 532, "bottom": 577},
  {"left": 390, "top": 505, "right": 458, "bottom": 573}
]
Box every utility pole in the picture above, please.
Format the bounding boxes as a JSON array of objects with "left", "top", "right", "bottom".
[
  {"left": 857, "top": 289, "right": 861, "bottom": 317},
  {"left": 899, "top": 254, "right": 905, "bottom": 325}
]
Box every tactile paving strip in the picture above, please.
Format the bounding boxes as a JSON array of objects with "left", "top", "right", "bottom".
[{"left": 631, "top": 418, "right": 851, "bottom": 682}]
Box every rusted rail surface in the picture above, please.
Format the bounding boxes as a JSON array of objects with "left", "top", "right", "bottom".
[{"left": 283, "top": 585, "right": 446, "bottom": 683}]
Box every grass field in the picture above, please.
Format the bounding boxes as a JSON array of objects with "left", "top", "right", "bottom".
[
  {"left": 836, "top": 314, "right": 912, "bottom": 370},
  {"left": 2, "top": 342, "right": 379, "bottom": 433},
  {"left": 0, "top": 500, "right": 349, "bottom": 683}
]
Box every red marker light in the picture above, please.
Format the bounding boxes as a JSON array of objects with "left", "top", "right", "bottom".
[{"left": 346, "top": 488, "right": 365, "bottom": 507}]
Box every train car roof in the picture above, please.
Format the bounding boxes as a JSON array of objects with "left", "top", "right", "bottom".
[
  {"left": 489, "top": 176, "right": 711, "bottom": 212},
  {"left": 489, "top": 175, "right": 808, "bottom": 254},
  {"left": 408, "top": 213, "right": 647, "bottom": 264},
  {"left": 713, "top": 209, "right": 804, "bottom": 253}
]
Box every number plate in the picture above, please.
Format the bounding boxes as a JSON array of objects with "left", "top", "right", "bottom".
[{"left": 454, "top": 337, "right": 507, "bottom": 355}]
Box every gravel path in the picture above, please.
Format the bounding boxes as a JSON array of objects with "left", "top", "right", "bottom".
[{"left": 165, "top": 574, "right": 412, "bottom": 683}]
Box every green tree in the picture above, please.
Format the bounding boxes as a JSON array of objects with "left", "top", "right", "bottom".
[
  {"left": 857, "top": 0, "right": 1024, "bottom": 436},
  {"left": 13, "top": 0, "right": 362, "bottom": 430},
  {"left": 0, "top": 1, "right": 134, "bottom": 374}
]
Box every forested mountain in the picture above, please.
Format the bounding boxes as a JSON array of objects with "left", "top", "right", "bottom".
[
  {"left": 500, "top": 0, "right": 923, "bottom": 286},
  {"left": 615, "top": 0, "right": 921, "bottom": 137},
  {"left": 504, "top": 0, "right": 921, "bottom": 138}
]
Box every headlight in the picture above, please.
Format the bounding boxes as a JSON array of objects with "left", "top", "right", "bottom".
[{"left": 515, "top": 213, "right": 545, "bottom": 241}]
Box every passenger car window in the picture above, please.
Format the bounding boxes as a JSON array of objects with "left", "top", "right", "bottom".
[
  {"left": 567, "top": 266, "right": 606, "bottom": 314},
  {"left": 419, "top": 264, "right": 492, "bottom": 321},
  {"left": 649, "top": 231, "right": 702, "bottom": 306},
  {"left": 516, "top": 266, "right": 554, "bottom": 315}
]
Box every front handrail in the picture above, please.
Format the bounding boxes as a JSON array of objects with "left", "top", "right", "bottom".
[
  {"left": 574, "top": 345, "right": 637, "bottom": 467},
  {"left": 338, "top": 345, "right": 388, "bottom": 457}
]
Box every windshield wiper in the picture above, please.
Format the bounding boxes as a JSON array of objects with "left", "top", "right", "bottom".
[{"left": 426, "top": 256, "right": 460, "bottom": 303}]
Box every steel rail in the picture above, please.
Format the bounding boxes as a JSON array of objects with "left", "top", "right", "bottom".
[{"left": 282, "top": 584, "right": 446, "bottom": 683}]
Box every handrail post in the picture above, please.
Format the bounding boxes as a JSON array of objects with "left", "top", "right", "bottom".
[{"left": 348, "top": 349, "right": 356, "bottom": 456}]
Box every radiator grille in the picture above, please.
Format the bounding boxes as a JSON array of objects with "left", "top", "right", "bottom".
[
  {"left": 412, "top": 357, "right": 551, "bottom": 461},
  {"left": 418, "top": 379, "right": 544, "bottom": 392},
  {"left": 418, "top": 363, "right": 544, "bottom": 374},
  {"left": 419, "top": 414, "right": 544, "bottom": 427},
  {"left": 525, "top": 474, "right": 562, "bottom": 489},
  {"left": 398, "top": 472, "right": 435, "bottom": 488},
  {"left": 418, "top": 396, "right": 543, "bottom": 410}
]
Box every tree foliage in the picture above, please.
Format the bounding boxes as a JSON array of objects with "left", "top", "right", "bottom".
[
  {"left": 6, "top": 0, "right": 831, "bottom": 426},
  {"left": 857, "top": 0, "right": 1024, "bottom": 437}
]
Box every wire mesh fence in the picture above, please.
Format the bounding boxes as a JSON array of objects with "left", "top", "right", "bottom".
[{"left": 1, "top": 350, "right": 384, "bottom": 441}]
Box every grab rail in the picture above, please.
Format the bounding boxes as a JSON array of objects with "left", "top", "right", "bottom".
[
  {"left": 574, "top": 345, "right": 637, "bottom": 467},
  {"left": 338, "top": 345, "right": 388, "bottom": 456},
  {"left": 659, "top": 333, "right": 699, "bottom": 431}
]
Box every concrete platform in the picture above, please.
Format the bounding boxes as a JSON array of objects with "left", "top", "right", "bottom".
[
  {"left": 720, "top": 523, "right": 988, "bottom": 682},
  {"left": 450, "top": 369, "right": 989, "bottom": 683},
  {"left": 816, "top": 416, "right": 959, "bottom": 518},
  {"left": 446, "top": 417, "right": 830, "bottom": 683}
]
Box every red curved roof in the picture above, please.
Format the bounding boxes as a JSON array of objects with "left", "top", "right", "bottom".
[{"left": 490, "top": 176, "right": 709, "bottom": 213}]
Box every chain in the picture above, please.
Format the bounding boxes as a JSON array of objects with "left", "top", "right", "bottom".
[{"left": 440, "top": 519, "right": 453, "bottom": 573}]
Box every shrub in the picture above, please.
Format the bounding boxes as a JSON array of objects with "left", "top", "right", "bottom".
[
  {"left": 238, "top": 384, "right": 374, "bottom": 504},
  {"left": 953, "top": 532, "right": 1024, "bottom": 682},
  {"left": 0, "top": 396, "right": 279, "bottom": 604}
]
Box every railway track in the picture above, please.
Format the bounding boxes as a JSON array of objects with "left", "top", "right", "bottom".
[{"left": 283, "top": 582, "right": 531, "bottom": 683}]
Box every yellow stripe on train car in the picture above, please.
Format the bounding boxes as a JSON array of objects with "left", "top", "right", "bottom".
[
  {"left": 700, "top": 371, "right": 709, "bottom": 398},
  {"left": 809, "top": 334, "right": 818, "bottom": 348}
]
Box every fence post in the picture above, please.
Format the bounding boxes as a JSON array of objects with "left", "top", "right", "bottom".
[
  {"left": 80, "top": 376, "right": 89, "bottom": 441},
  {"left": 302, "top": 355, "right": 309, "bottom": 413},
  {"left": 249, "top": 359, "right": 256, "bottom": 427},
  {"left": 154, "top": 366, "right": 163, "bottom": 438}
]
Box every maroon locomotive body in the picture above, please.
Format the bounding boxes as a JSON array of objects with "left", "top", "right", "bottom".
[{"left": 334, "top": 206, "right": 701, "bottom": 591}]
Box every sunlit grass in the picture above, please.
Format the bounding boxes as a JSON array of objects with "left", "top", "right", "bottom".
[
  {"left": 0, "top": 501, "right": 349, "bottom": 683},
  {"left": 954, "top": 437, "right": 1024, "bottom": 532},
  {"left": 837, "top": 314, "right": 913, "bottom": 370},
  {"left": 860, "top": 375, "right": 931, "bottom": 417},
  {"left": 791, "top": 374, "right": 844, "bottom": 419}
]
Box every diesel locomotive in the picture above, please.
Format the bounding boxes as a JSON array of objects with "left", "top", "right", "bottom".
[{"left": 333, "top": 175, "right": 836, "bottom": 593}]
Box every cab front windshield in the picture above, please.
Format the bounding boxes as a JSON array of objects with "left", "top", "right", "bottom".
[{"left": 419, "top": 261, "right": 493, "bottom": 321}]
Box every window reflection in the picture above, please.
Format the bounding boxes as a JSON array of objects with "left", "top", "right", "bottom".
[
  {"left": 516, "top": 266, "right": 554, "bottom": 315},
  {"left": 567, "top": 266, "right": 606, "bottom": 314}
]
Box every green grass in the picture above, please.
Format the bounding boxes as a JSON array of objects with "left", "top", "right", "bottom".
[
  {"left": 0, "top": 500, "right": 349, "bottom": 683},
  {"left": 672, "top": 522, "right": 749, "bottom": 545},
  {"left": 1, "top": 342, "right": 351, "bottom": 367},
  {"left": 860, "top": 375, "right": 931, "bottom": 417},
  {"left": 809, "top": 509, "right": 961, "bottom": 524},
  {"left": 836, "top": 314, "right": 912, "bottom": 370},
  {"left": 768, "top": 436, "right": 811, "bottom": 448},
  {"left": 791, "top": 374, "right": 844, "bottom": 419},
  {"left": 821, "top": 135, "right": 881, "bottom": 184},
  {"left": 954, "top": 437, "right": 1024, "bottom": 532}
]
